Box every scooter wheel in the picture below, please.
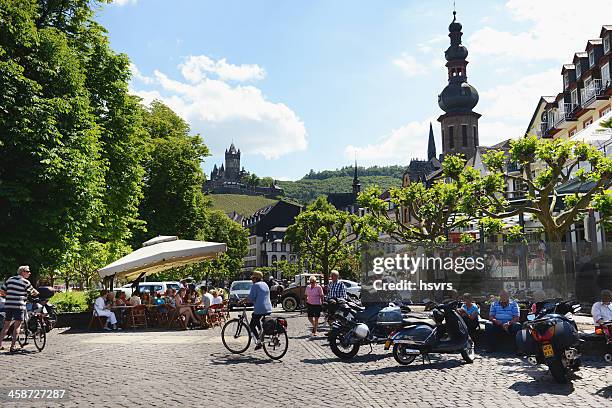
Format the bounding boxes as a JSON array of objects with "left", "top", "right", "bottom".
[
  {"left": 393, "top": 344, "right": 417, "bottom": 365},
  {"left": 604, "top": 353, "right": 612, "bottom": 363}
]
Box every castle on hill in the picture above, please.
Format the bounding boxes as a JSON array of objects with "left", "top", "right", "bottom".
[{"left": 203, "top": 143, "right": 283, "bottom": 198}]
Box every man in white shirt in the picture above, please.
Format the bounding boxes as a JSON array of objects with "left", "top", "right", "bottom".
[
  {"left": 592, "top": 289, "right": 612, "bottom": 325},
  {"left": 94, "top": 290, "right": 119, "bottom": 331}
]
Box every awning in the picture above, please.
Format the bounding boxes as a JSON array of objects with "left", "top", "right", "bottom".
[
  {"left": 570, "top": 111, "right": 612, "bottom": 144},
  {"left": 98, "top": 236, "right": 227, "bottom": 281}
]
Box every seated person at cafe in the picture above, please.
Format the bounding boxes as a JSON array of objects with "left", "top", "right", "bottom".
[
  {"left": 163, "top": 289, "right": 176, "bottom": 307},
  {"left": 175, "top": 287, "right": 200, "bottom": 327},
  {"left": 141, "top": 292, "right": 151, "bottom": 305},
  {"left": 211, "top": 290, "right": 223, "bottom": 306},
  {"left": 153, "top": 292, "right": 165, "bottom": 305},
  {"left": 94, "top": 290, "right": 119, "bottom": 331},
  {"left": 186, "top": 288, "right": 199, "bottom": 304},
  {"left": 484, "top": 290, "right": 521, "bottom": 352},
  {"left": 129, "top": 291, "right": 142, "bottom": 306},
  {"left": 115, "top": 291, "right": 128, "bottom": 306},
  {"left": 592, "top": 289, "right": 612, "bottom": 337},
  {"left": 457, "top": 293, "right": 480, "bottom": 332}
]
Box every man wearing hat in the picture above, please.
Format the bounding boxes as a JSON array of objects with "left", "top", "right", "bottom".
[{"left": 245, "top": 270, "right": 273, "bottom": 350}]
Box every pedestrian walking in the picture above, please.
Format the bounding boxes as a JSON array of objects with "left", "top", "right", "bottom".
[
  {"left": 0, "top": 266, "right": 39, "bottom": 352},
  {"left": 305, "top": 276, "right": 324, "bottom": 337}
]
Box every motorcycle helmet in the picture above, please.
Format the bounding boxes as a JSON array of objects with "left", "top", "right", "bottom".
[{"left": 353, "top": 323, "right": 370, "bottom": 339}]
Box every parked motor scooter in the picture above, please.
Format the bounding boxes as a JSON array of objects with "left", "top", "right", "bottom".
[
  {"left": 327, "top": 298, "right": 423, "bottom": 359},
  {"left": 516, "top": 300, "right": 582, "bottom": 383},
  {"left": 384, "top": 300, "right": 475, "bottom": 365}
]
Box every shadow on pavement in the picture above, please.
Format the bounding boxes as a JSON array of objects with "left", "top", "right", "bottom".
[
  {"left": 359, "top": 358, "right": 464, "bottom": 375},
  {"left": 301, "top": 353, "right": 390, "bottom": 366},
  {"left": 595, "top": 385, "right": 611, "bottom": 399},
  {"left": 1, "top": 348, "right": 39, "bottom": 356},
  {"left": 209, "top": 352, "right": 277, "bottom": 365},
  {"left": 509, "top": 380, "right": 575, "bottom": 396}
]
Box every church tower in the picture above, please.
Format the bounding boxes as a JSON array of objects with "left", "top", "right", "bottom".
[{"left": 437, "top": 11, "right": 480, "bottom": 160}]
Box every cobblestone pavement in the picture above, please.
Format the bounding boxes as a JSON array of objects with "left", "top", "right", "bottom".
[{"left": 1, "top": 310, "right": 610, "bottom": 408}]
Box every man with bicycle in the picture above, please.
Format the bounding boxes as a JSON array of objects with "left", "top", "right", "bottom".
[
  {"left": 243, "top": 270, "right": 272, "bottom": 350},
  {"left": 0, "top": 266, "right": 39, "bottom": 352}
]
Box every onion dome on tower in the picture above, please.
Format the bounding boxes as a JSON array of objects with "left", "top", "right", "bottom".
[{"left": 437, "top": 10, "right": 480, "bottom": 160}]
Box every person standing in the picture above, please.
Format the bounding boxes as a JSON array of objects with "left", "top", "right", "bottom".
[
  {"left": 246, "top": 271, "right": 273, "bottom": 350},
  {"left": 0, "top": 266, "right": 39, "bottom": 352},
  {"left": 305, "top": 276, "right": 324, "bottom": 337},
  {"left": 326, "top": 270, "right": 347, "bottom": 300}
]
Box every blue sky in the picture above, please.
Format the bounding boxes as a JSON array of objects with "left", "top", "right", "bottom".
[{"left": 98, "top": 0, "right": 610, "bottom": 180}]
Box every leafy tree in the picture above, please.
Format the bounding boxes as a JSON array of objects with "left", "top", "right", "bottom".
[
  {"left": 358, "top": 155, "right": 480, "bottom": 243},
  {"left": 475, "top": 136, "right": 612, "bottom": 243},
  {"left": 0, "top": 0, "right": 110, "bottom": 280},
  {"left": 199, "top": 210, "right": 249, "bottom": 279},
  {"left": 259, "top": 259, "right": 300, "bottom": 280},
  {"left": 135, "top": 101, "right": 211, "bottom": 244},
  {"left": 286, "top": 196, "right": 378, "bottom": 284}
]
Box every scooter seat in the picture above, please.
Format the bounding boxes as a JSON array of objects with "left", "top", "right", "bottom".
[{"left": 402, "top": 318, "right": 435, "bottom": 327}]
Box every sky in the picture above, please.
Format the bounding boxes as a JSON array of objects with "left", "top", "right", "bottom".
[{"left": 98, "top": 0, "right": 611, "bottom": 181}]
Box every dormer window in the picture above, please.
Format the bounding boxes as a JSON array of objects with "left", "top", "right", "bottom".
[
  {"left": 605, "top": 36, "right": 610, "bottom": 53},
  {"left": 589, "top": 50, "right": 595, "bottom": 67},
  {"left": 576, "top": 63, "right": 581, "bottom": 78},
  {"left": 564, "top": 73, "right": 569, "bottom": 89}
]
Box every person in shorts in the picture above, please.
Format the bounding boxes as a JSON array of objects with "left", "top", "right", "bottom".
[
  {"left": 0, "top": 266, "right": 39, "bottom": 352},
  {"left": 305, "top": 275, "right": 324, "bottom": 338}
]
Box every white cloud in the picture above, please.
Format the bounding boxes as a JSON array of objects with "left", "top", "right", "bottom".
[
  {"left": 480, "top": 69, "right": 560, "bottom": 123},
  {"left": 393, "top": 53, "right": 428, "bottom": 77},
  {"left": 130, "top": 58, "right": 307, "bottom": 160},
  {"left": 345, "top": 118, "right": 436, "bottom": 165},
  {"left": 130, "top": 63, "right": 154, "bottom": 84},
  {"left": 179, "top": 55, "right": 266, "bottom": 83},
  {"left": 113, "top": 0, "right": 137, "bottom": 6},
  {"left": 468, "top": 0, "right": 611, "bottom": 62}
]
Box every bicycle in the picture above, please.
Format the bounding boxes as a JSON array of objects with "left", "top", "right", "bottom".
[
  {"left": 15, "top": 300, "right": 47, "bottom": 352},
  {"left": 221, "top": 305, "right": 288, "bottom": 360}
]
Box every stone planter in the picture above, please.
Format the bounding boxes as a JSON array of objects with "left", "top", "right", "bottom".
[{"left": 56, "top": 311, "right": 91, "bottom": 329}]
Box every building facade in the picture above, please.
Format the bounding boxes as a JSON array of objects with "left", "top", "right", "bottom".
[{"left": 241, "top": 200, "right": 302, "bottom": 277}]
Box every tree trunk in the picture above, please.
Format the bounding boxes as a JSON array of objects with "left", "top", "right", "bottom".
[{"left": 545, "top": 229, "right": 569, "bottom": 297}]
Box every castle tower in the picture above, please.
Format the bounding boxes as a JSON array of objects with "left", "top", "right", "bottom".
[
  {"left": 224, "top": 143, "right": 241, "bottom": 181},
  {"left": 437, "top": 11, "right": 480, "bottom": 160}
]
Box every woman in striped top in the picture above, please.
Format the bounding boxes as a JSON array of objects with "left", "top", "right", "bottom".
[{"left": 0, "top": 266, "right": 39, "bottom": 353}]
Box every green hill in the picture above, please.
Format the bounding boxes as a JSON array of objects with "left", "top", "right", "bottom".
[
  {"left": 209, "top": 194, "right": 278, "bottom": 217},
  {"left": 278, "top": 175, "right": 401, "bottom": 204}
]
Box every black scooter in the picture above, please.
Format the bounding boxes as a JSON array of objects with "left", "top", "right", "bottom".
[
  {"left": 516, "top": 299, "right": 582, "bottom": 383},
  {"left": 384, "top": 300, "right": 475, "bottom": 365},
  {"left": 327, "top": 298, "right": 422, "bottom": 359}
]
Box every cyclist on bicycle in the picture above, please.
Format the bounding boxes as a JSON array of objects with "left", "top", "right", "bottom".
[{"left": 243, "top": 270, "right": 272, "bottom": 350}]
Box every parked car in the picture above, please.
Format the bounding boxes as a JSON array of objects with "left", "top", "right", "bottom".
[
  {"left": 340, "top": 279, "right": 361, "bottom": 299},
  {"left": 228, "top": 280, "right": 253, "bottom": 310},
  {"left": 115, "top": 281, "right": 182, "bottom": 297}
]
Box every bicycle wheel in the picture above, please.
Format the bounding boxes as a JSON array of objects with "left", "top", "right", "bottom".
[
  {"left": 221, "top": 318, "right": 251, "bottom": 354},
  {"left": 33, "top": 320, "right": 46, "bottom": 352},
  {"left": 262, "top": 327, "right": 288, "bottom": 360}
]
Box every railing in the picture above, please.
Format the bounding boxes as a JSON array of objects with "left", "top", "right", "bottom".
[
  {"left": 553, "top": 103, "right": 575, "bottom": 127},
  {"left": 580, "top": 79, "right": 603, "bottom": 107}
]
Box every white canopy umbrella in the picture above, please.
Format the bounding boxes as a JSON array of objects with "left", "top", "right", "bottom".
[
  {"left": 570, "top": 111, "right": 612, "bottom": 144},
  {"left": 98, "top": 236, "right": 227, "bottom": 281}
]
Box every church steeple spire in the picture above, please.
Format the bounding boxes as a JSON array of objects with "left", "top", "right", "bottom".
[
  {"left": 352, "top": 158, "right": 361, "bottom": 195},
  {"left": 427, "top": 123, "right": 436, "bottom": 160}
]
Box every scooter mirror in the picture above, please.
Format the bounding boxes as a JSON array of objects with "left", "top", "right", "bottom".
[{"left": 527, "top": 313, "right": 536, "bottom": 321}]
